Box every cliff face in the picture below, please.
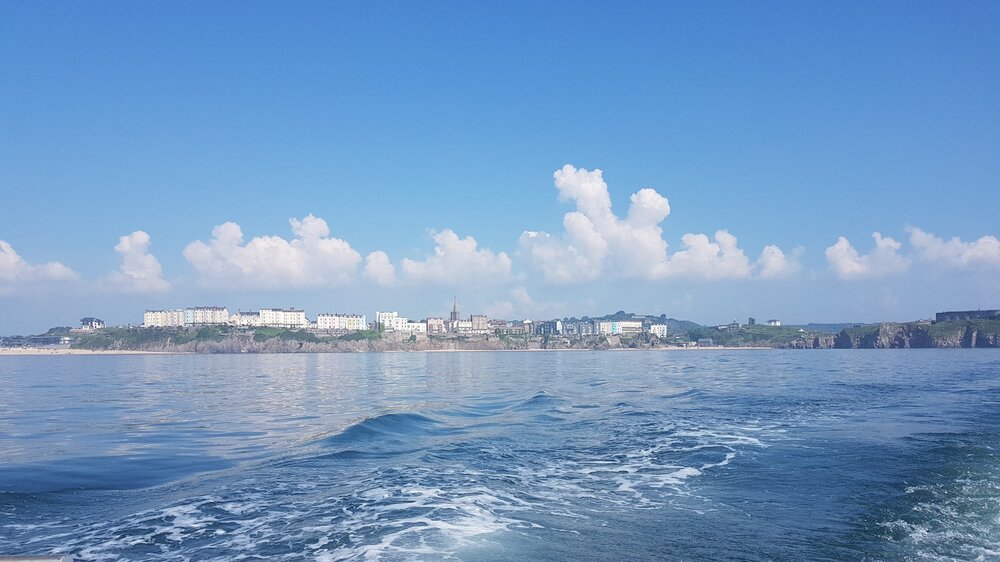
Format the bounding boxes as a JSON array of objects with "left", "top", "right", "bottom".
[
  {"left": 967, "top": 330, "right": 1000, "bottom": 348},
  {"left": 80, "top": 333, "right": 643, "bottom": 353},
  {"left": 833, "top": 322, "right": 1000, "bottom": 349},
  {"left": 783, "top": 334, "right": 837, "bottom": 349},
  {"left": 74, "top": 329, "right": 684, "bottom": 353}
]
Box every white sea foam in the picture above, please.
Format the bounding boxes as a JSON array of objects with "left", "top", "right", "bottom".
[
  {"left": 11, "top": 416, "right": 769, "bottom": 561},
  {"left": 27, "top": 471, "right": 530, "bottom": 562},
  {"left": 878, "top": 467, "right": 1000, "bottom": 562}
]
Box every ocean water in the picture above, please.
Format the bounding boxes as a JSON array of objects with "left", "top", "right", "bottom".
[{"left": 1, "top": 350, "right": 998, "bottom": 561}]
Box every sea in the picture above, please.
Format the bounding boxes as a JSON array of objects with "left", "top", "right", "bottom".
[{"left": 1, "top": 350, "right": 998, "bottom": 561}]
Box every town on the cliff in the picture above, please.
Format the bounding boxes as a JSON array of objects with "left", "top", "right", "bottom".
[{"left": 3, "top": 302, "right": 999, "bottom": 351}]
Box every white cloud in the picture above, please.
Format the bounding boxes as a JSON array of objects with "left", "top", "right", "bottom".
[
  {"left": 0, "top": 240, "right": 77, "bottom": 292},
  {"left": 400, "top": 229, "right": 511, "bottom": 285},
  {"left": 520, "top": 165, "right": 795, "bottom": 283},
  {"left": 511, "top": 286, "right": 537, "bottom": 311},
  {"left": 756, "top": 244, "right": 802, "bottom": 279},
  {"left": 485, "top": 286, "right": 565, "bottom": 320},
  {"left": 183, "top": 214, "right": 362, "bottom": 288},
  {"left": 825, "top": 232, "right": 910, "bottom": 279},
  {"left": 105, "top": 231, "right": 170, "bottom": 293},
  {"left": 519, "top": 165, "right": 670, "bottom": 282},
  {"left": 668, "top": 230, "right": 753, "bottom": 280},
  {"left": 483, "top": 300, "right": 515, "bottom": 320},
  {"left": 362, "top": 251, "right": 396, "bottom": 286},
  {"left": 824, "top": 227, "right": 1000, "bottom": 280},
  {"left": 518, "top": 229, "right": 603, "bottom": 284},
  {"left": 907, "top": 227, "right": 1000, "bottom": 270}
]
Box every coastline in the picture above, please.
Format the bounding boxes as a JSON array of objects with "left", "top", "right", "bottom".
[
  {"left": 37, "top": 320, "right": 998, "bottom": 353},
  {"left": 0, "top": 346, "right": 774, "bottom": 356},
  {"left": 0, "top": 347, "right": 186, "bottom": 356}
]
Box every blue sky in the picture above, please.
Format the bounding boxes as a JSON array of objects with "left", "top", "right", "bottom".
[{"left": 1, "top": 1, "right": 998, "bottom": 333}]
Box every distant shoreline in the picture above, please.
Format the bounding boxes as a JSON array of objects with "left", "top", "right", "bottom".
[
  {"left": 0, "top": 345, "right": 784, "bottom": 356},
  {"left": 396, "top": 346, "right": 772, "bottom": 352},
  {"left": 0, "top": 347, "right": 185, "bottom": 356}
]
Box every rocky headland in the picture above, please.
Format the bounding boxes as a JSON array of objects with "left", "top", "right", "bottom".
[{"left": 830, "top": 320, "right": 1000, "bottom": 349}]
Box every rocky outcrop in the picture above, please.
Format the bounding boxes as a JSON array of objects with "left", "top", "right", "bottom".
[
  {"left": 782, "top": 334, "right": 837, "bottom": 349},
  {"left": 833, "top": 321, "right": 1000, "bottom": 349}
]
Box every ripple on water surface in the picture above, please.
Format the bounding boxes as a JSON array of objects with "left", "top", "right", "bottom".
[
  {"left": 3, "top": 394, "right": 767, "bottom": 560},
  {"left": 3, "top": 351, "right": 999, "bottom": 561}
]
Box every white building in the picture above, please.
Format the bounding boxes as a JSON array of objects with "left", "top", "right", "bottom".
[
  {"left": 597, "top": 320, "right": 643, "bottom": 336},
  {"left": 317, "top": 313, "right": 367, "bottom": 332},
  {"left": 231, "top": 311, "right": 262, "bottom": 327},
  {"left": 649, "top": 324, "right": 669, "bottom": 338},
  {"left": 375, "top": 311, "right": 410, "bottom": 332},
  {"left": 404, "top": 321, "right": 427, "bottom": 334},
  {"left": 76, "top": 317, "right": 105, "bottom": 331},
  {"left": 259, "top": 308, "right": 307, "bottom": 328},
  {"left": 144, "top": 307, "right": 229, "bottom": 327},
  {"left": 144, "top": 309, "right": 187, "bottom": 327},
  {"left": 186, "top": 306, "right": 230, "bottom": 325},
  {"left": 766, "top": 319, "right": 781, "bottom": 327}
]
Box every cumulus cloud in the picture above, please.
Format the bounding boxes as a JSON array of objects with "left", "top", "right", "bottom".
[
  {"left": 0, "top": 240, "right": 77, "bottom": 291},
  {"left": 511, "top": 286, "right": 537, "bottom": 312},
  {"left": 825, "top": 232, "right": 910, "bottom": 279},
  {"left": 105, "top": 231, "right": 170, "bottom": 293},
  {"left": 907, "top": 227, "right": 1000, "bottom": 270},
  {"left": 518, "top": 165, "right": 669, "bottom": 282},
  {"left": 756, "top": 245, "right": 802, "bottom": 279},
  {"left": 668, "top": 230, "right": 752, "bottom": 280},
  {"left": 485, "top": 286, "right": 566, "bottom": 320},
  {"left": 520, "top": 165, "right": 795, "bottom": 282},
  {"left": 483, "top": 299, "right": 515, "bottom": 320},
  {"left": 362, "top": 251, "right": 396, "bottom": 286},
  {"left": 518, "top": 229, "right": 602, "bottom": 284},
  {"left": 400, "top": 229, "right": 511, "bottom": 285},
  {"left": 183, "top": 214, "right": 362, "bottom": 288}
]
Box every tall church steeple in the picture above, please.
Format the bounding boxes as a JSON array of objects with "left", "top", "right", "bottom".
[{"left": 450, "top": 297, "right": 460, "bottom": 322}]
